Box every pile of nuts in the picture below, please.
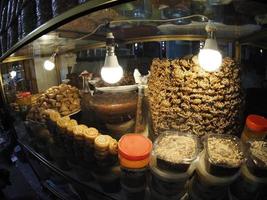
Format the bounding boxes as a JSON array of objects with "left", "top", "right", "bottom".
[
  {"left": 207, "top": 136, "right": 243, "bottom": 167},
  {"left": 154, "top": 134, "right": 197, "bottom": 164},
  {"left": 148, "top": 56, "right": 244, "bottom": 136}
]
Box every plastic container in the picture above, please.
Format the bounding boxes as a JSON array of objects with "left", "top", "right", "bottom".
[
  {"left": 188, "top": 175, "right": 229, "bottom": 200},
  {"left": 121, "top": 166, "right": 148, "bottom": 188},
  {"left": 204, "top": 134, "right": 244, "bottom": 176},
  {"left": 230, "top": 164, "right": 266, "bottom": 200},
  {"left": 118, "top": 134, "right": 152, "bottom": 198},
  {"left": 246, "top": 140, "right": 267, "bottom": 177},
  {"left": 196, "top": 152, "right": 240, "bottom": 186},
  {"left": 118, "top": 134, "right": 152, "bottom": 169},
  {"left": 149, "top": 156, "right": 194, "bottom": 196},
  {"left": 241, "top": 115, "right": 267, "bottom": 144},
  {"left": 153, "top": 131, "right": 200, "bottom": 173},
  {"left": 188, "top": 152, "right": 240, "bottom": 200}
]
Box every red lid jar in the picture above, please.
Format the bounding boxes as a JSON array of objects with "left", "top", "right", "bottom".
[{"left": 118, "top": 134, "right": 152, "bottom": 169}]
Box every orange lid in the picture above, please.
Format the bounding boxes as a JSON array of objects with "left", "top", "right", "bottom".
[
  {"left": 118, "top": 134, "right": 152, "bottom": 161},
  {"left": 246, "top": 114, "right": 267, "bottom": 133}
]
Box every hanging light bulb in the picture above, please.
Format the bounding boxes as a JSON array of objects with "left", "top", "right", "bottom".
[
  {"left": 44, "top": 53, "right": 56, "bottom": 71},
  {"left": 100, "top": 32, "right": 123, "bottom": 84},
  {"left": 44, "top": 59, "right": 55, "bottom": 71},
  {"left": 198, "top": 20, "right": 222, "bottom": 72},
  {"left": 10, "top": 70, "right": 16, "bottom": 79}
]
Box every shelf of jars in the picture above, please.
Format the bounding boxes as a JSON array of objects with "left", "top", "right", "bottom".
[{"left": 0, "top": 0, "right": 130, "bottom": 62}]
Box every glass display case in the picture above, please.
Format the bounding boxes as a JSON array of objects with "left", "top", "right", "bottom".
[{"left": 0, "top": 0, "right": 267, "bottom": 200}]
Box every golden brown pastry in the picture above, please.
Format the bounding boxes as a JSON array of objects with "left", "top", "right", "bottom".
[
  {"left": 26, "top": 84, "right": 81, "bottom": 121},
  {"left": 83, "top": 127, "right": 99, "bottom": 143},
  {"left": 94, "top": 135, "right": 111, "bottom": 151},
  {"left": 108, "top": 138, "right": 118, "bottom": 155}
]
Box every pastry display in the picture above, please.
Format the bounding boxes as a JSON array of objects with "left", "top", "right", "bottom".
[
  {"left": 44, "top": 109, "right": 61, "bottom": 134},
  {"left": 148, "top": 57, "right": 244, "bottom": 136},
  {"left": 27, "top": 84, "right": 80, "bottom": 122},
  {"left": 44, "top": 111, "right": 118, "bottom": 165},
  {"left": 247, "top": 140, "right": 267, "bottom": 177},
  {"left": 26, "top": 105, "right": 47, "bottom": 123},
  {"left": 93, "top": 134, "right": 118, "bottom": 167},
  {"left": 83, "top": 127, "right": 99, "bottom": 163},
  {"left": 205, "top": 134, "right": 244, "bottom": 176},
  {"left": 154, "top": 132, "right": 199, "bottom": 172}
]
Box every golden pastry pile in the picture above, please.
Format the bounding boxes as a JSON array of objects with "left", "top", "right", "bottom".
[
  {"left": 27, "top": 84, "right": 80, "bottom": 122},
  {"left": 148, "top": 57, "right": 243, "bottom": 136},
  {"left": 46, "top": 110, "right": 118, "bottom": 160}
]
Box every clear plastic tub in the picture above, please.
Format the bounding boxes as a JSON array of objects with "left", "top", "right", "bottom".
[
  {"left": 204, "top": 134, "right": 244, "bottom": 176},
  {"left": 196, "top": 152, "right": 241, "bottom": 186},
  {"left": 246, "top": 140, "right": 267, "bottom": 177},
  {"left": 230, "top": 164, "right": 266, "bottom": 200},
  {"left": 149, "top": 156, "right": 195, "bottom": 196},
  {"left": 153, "top": 131, "right": 200, "bottom": 172}
]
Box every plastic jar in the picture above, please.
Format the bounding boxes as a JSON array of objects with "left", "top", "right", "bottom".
[
  {"left": 118, "top": 134, "right": 152, "bottom": 200},
  {"left": 188, "top": 152, "right": 240, "bottom": 200},
  {"left": 230, "top": 164, "right": 266, "bottom": 200},
  {"left": 150, "top": 132, "right": 199, "bottom": 199},
  {"left": 150, "top": 157, "right": 194, "bottom": 199},
  {"left": 204, "top": 134, "right": 244, "bottom": 177},
  {"left": 241, "top": 115, "right": 267, "bottom": 144}
]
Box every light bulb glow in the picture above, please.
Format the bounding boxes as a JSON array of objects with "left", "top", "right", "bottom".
[
  {"left": 10, "top": 70, "right": 16, "bottom": 79},
  {"left": 101, "top": 54, "right": 123, "bottom": 84},
  {"left": 198, "top": 49, "right": 222, "bottom": 72},
  {"left": 44, "top": 59, "right": 55, "bottom": 71},
  {"left": 101, "top": 65, "right": 123, "bottom": 84}
]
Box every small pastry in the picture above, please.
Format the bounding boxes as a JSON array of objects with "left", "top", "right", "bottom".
[
  {"left": 108, "top": 139, "right": 118, "bottom": 155},
  {"left": 94, "top": 135, "right": 111, "bottom": 151},
  {"left": 84, "top": 127, "right": 99, "bottom": 144}
]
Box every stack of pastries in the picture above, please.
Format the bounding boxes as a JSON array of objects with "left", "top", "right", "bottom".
[{"left": 45, "top": 109, "right": 118, "bottom": 165}]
